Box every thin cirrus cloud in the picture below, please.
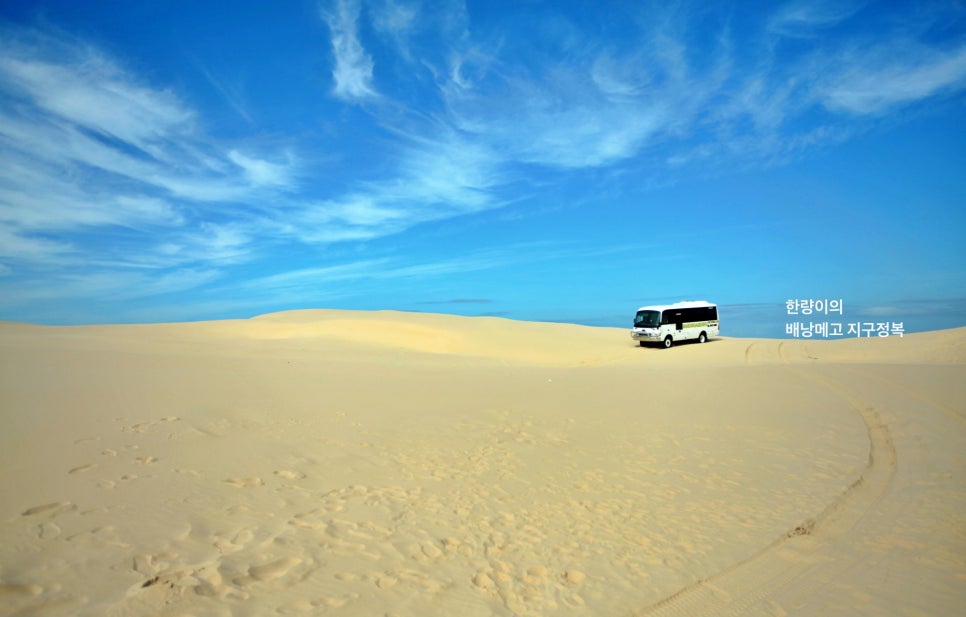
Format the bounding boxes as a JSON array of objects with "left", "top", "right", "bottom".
[
  {"left": 301, "top": 0, "right": 964, "bottom": 269},
  {"left": 425, "top": 1, "right": 965, "bottom": 170},
  {"left": 817, "top": 43, "right": 966, "bottom": 114},
  {"left": 766, "top": 0, "right": 865, "bottom": 37},
  {"left": 443, "top": 62, "right": 673, "bottom": 169},
  {"left": 325, "top": 0, "right": 378, "bottom": 100},
  {"left": 0, "top": 29, "right": 295, "bottom": 272},
  {"left": 285, "top": 132, "right": 501, "bottom": 244},
  {"left": 0, "top": 268, "right": 222, "bottom": 310},
  {"left": 225, "top": 245, "right": 517, "bottom": 311},
  {"left": 0, "top": 51, "right": 193, "bottom": 154}
]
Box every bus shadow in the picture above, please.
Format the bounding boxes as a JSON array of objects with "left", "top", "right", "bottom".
[{"left": 634, "top": 338, "right": 723, "bottom": 350}]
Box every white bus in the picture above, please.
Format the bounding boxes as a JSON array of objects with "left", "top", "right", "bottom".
[{"left": 630, "top": 301, "right": 719, "bottom": 348}]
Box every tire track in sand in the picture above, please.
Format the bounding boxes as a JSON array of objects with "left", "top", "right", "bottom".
[{"left": 635, "top": 344, "right": 897, "bottom": 617}]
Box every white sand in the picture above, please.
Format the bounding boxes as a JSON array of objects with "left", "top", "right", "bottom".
[{"left": 1, "top": 310, "right": 963, "bottom": 616}]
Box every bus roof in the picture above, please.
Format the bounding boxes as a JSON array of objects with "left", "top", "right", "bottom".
[{"left": 635, "top": 300, "right": 716, "bottom": 312}]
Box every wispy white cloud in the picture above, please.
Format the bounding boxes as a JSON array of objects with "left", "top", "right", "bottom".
[
  {"left": 82, "top": 268, "right": 223, "bottom": 301},
  {"left": 155, "top": 222, "right": 256, "bottom": 266},
  {"left": 238, "top": 259, "right": 392, "bottom": 293},
  {"left": 0, "top": 53, "right": 194, "bottom": 155},
  {"left": 434, "top": 10, "right": 732, "bottom": 170},
  {"left": 0, "top": 28, "right": 301, "bottom": 278},
  {"left": 0, "top": 158, "right": 183, "bottom": 231},
  {"left": 228, "top": 150, "right": 295, "bottom": 189},
  {"left": 311, "top": 0, "right": 966, "bottom": 226},
  {"left": 197, "top": 64, "right": 255, "bottom": 124},
  {"left": 370, "top": 0, "right": 418, "bottom": 61},
  {"left": 768, "top": 0, "right": 864, "bottom": 37},
  {"left": 285, "top": 131, "right": 501, "bottom": 243},
  {"left": 0, "top": 224, "right": 74, "bottom": 263},
  {"left": 0, "top": 266, "right": 221, "bottom": 310},
  {"left": 325, "top": 0, "right": 378, "bottom": 100},
  {"left": 239, "top": 240, "right": 652, "bottom": 298},
  {"left": 443, "top": 61, "right": 668, "bottom": 169},
  {"left": 818, "top": 43, "right": 966, "bottom": 114}
]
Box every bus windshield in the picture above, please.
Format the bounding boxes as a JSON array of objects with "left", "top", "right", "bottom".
[{"left": 634, "top": 310, "right": 661, "bottom": 328}]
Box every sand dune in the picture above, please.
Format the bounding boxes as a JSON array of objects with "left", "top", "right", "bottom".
[{"left": 1, "top": 310, "right": 963, "bottom": 616}]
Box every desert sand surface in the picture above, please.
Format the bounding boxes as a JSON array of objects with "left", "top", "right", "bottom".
[{"left": 1, "top": 309, "right": 963, "bottom": 617}]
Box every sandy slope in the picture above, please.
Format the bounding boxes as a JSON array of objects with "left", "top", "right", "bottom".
[{"left": 0, "top": 310, "right": 963, "bottom": 617}]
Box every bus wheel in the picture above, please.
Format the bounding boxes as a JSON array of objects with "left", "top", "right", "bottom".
[
  {"left": 663, "top": 336, "right": 673, "bottom": 349},
  {"left": 698, "top": 332, "right": 707, "bottom": 343},
  {"left": 639, "top": 341, "right": 647, "bottom": 347}
]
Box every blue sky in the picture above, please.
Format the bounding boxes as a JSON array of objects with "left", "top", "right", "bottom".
[{"left": 0, "top": 0, "right": 964, "bottom": 336}]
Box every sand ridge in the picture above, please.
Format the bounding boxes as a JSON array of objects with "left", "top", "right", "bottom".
[{"left": 1, "top": 311, "right": 963, "bottom": 616}]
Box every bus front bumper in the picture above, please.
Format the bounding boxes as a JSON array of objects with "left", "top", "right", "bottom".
[{"left": 630, "top": 328, "right": 661, "bottom": 342}]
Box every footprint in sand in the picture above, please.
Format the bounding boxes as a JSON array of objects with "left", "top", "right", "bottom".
[
  {"left": 472, "top": 570, "right": 497, "bottom": 593},
  {"left": 524, "top": 565, "right": 548, "bottom": 584},
  {"left": 311, "top": 592, "right": 359, "bottom": 608},
  {"left": 0, "top": 583, "right": 43, "bottom": 598},
  {"left": 274, "top": 469, "right": 306, "bottom": 480},
  {"left": 213, "top": 529, "right": 254, "bottom": 553},
  {"left": 249, "top": 557, "right": 301, "bottom": 581},
  {"left": 36, "top": 522, "right": 61, "bottom": 539},
  {"left": 562, "top": 569, "right": 585, "bottom": 587},
  {"left": 234, "top": 557, "right": 302, "bottom": 587},
  {"left": 224, "top": 477, "right": 264, "bottom": 488},
  {"left": 375, "top": 574, "right": 399, "bottom": 589},
  {"left": 421, "top": 541, "right": 443, "bottom": 560},
  {"left": 21, "top": 501, "right": 76, "bottom": 518},
  {"left": 561, "top": 591, "right": 586, "bottom": 608}
]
